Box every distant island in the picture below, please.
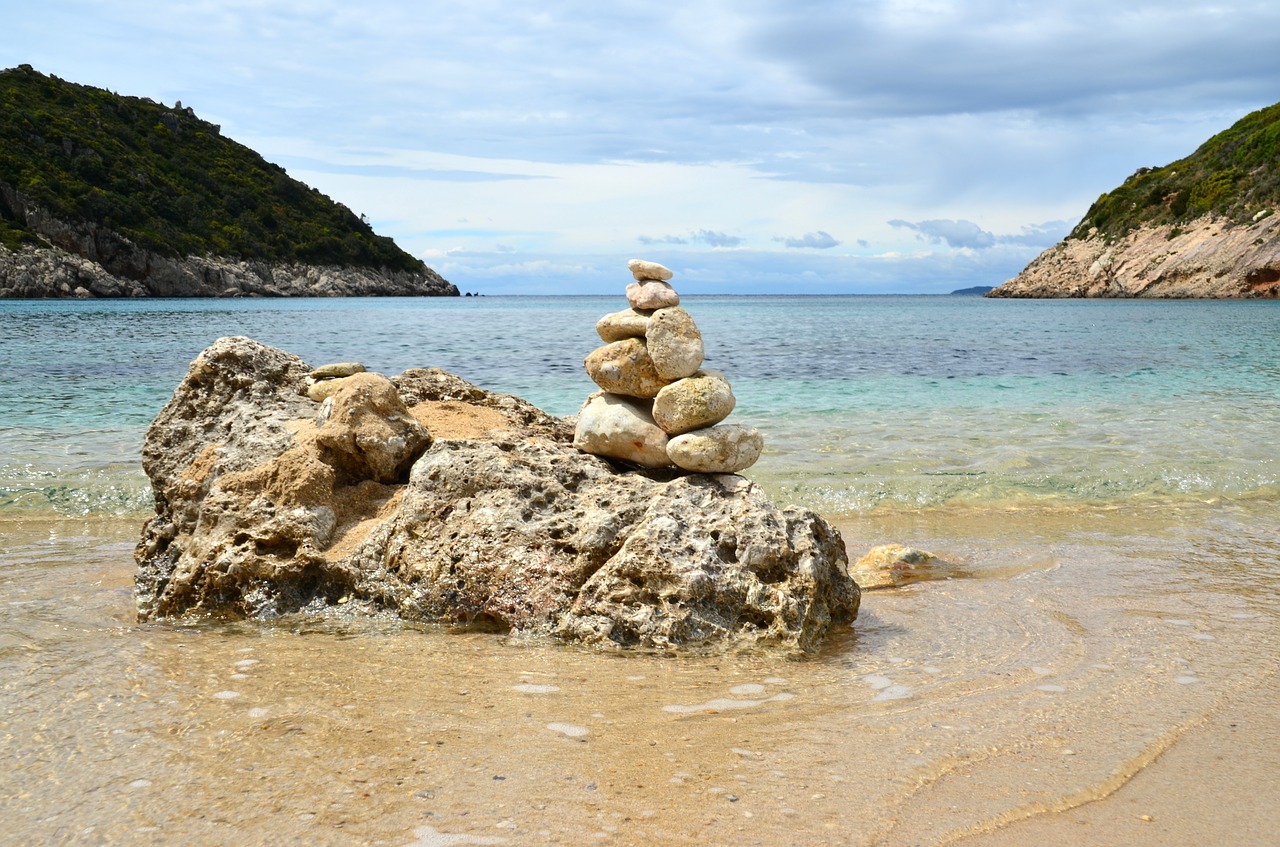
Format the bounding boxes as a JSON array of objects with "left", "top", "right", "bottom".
[
  {"left": 950, "top": 286, "right": 994, "bottom": 295},
  {"left": 0, "top": 65, "right": 456, "bottom": 298},
  {"left": 988, "top": 102, "right": 1280, "bottom": 298}
]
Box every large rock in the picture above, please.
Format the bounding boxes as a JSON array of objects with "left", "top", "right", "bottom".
[
  {"left": 627, "top": 259, "right": 674, "bottom": 281},
  {"left": 988, "top": 215, "right": 1280, "bottom": 299},
  {"left": 135, "top": 338, "right": 859, "bottom": 652},
  {"left": 583, "top": 337, "right": 671, "bottom": 398},
  {"left": 572, "top": 392, "right": 672, "bottom": 468},
  {"left": 652, "top": 369, "right": 736, "bottom": 435}
]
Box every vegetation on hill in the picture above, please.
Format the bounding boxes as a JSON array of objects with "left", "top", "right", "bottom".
[
  {"left": 0, "top": 65, "right": 425, "bottom": 272},
  {"left": 1072, "top": 102, "right": 1280, "bottom": 241}
]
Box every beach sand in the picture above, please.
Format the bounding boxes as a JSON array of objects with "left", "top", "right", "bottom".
[
  {"left": 953, "top": 666, "right": 1280, "bottom": 847},
  {"left": 3, "top": 500, "right": 1277, "bottom": 846}
]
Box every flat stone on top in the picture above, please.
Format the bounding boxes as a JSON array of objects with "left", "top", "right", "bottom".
[
  {"left": 627, "top": 259, "right": 674, "bottom": 281},
  {"left": 310, "top": 362, "right": 366, "bottom": 379}
]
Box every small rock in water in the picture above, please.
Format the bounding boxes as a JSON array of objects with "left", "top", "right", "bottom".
[
  {"left": 645, "top": 306, "right": 705, "bottom": 381},
  {"left": 584, "top": 337, "right": 671, "bottom": 399},
  {"left": 627, "top": 259, "right": 674, "bottom": 281},
  {"left": 652, "top": 369, "right": 736, "bottom": 435},
  {"left": 666, "top": 424, "right": 764, "bottom": 474},
  {"left": 851, "top": 544, "right": 959, "bottom": 590},
  {"left": 573, "top": 392, "right": 673, "bottom": 468},
  {"left": 310, "top": 362, "right": 366, "bottom": 380},
  {"left": 596, "top": 307, "right": 653, "bottom": 342},
  {"left": 626, "top": 280, "right": 680, "bottom": 311}
]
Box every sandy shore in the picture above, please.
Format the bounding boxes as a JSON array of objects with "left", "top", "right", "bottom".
[{"left": 953, "top": 667, "right": 1280, "bottom": 847}]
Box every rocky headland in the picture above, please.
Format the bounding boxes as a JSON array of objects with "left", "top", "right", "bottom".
[
  {"left": 0, "top": 183, "right": 458, "bottom": 298},
  {"left": 0, "top": 66, "right": 457, "bottom": 298},
  {"left": 988, "top": 213, "right": 1280, "bottom": 298},
  {"left": 989, "top": 101, "right": 1280, "bottom": 299},
  {"left": 134, "top": 330, "right": 860, "bottom": 653}
]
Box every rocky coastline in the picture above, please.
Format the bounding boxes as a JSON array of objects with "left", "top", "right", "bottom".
[
  {"left": 988, "top": 213, "right": 1280, "bottom": 298},
  {"left": 0, "top": 184, "right": 457, "bottom": 298}
]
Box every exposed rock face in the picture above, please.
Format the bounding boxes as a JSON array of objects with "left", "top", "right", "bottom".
[
  {"left": 0, "top": 184, "right": 458, "bottom": 298},
  {"left": 135, "top": 337, "right": 859, "bottom": 653},
  {"left": 988, "top": 214, "right": 1280, "bottom": 298}
]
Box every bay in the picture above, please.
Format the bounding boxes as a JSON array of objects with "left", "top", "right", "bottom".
[{"left": 1, "top": 294, "right": 1278, "bottom": 846}]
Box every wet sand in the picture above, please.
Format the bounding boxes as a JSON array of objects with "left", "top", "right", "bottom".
[
  {"left": 954, "top": 666, "right": 1280, "bottom": 847},
  {"left": 2, "top": 501, "right": 1278, "bottom": 846}
]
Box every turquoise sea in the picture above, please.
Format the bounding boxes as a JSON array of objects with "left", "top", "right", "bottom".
[
  {"left": 2, "top": 295, "right": 1278, "bottom": 518},
  {"left": 3, "top": 294, "right": 1280, "bottom": 846}
]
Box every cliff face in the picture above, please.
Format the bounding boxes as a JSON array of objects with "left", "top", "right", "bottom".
[
  {"left": 0, "top": 182, "right": 458, "bottom": 298},
  {"left": 988, "top": 214, "right": 1280, "bottom": 299}
]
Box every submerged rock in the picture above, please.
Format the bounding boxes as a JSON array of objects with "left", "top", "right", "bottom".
[
  {"left": 851, "top": 544, "right": 961, "bottom": 589},
  {"left": 135, "top": 337, "right": 859, "bottom": 653}
]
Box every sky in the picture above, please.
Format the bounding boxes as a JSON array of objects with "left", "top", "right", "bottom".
[{"left": 7, "top": 1, "right": 1280, "bottom": 294}]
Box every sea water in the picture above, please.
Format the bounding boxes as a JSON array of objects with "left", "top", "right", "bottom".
[
  {"left": 2, "top": 295, "right": 1279, "bottom": 846},
  {"left": 3, "top": 295, "right": 1278, "bottom": 516}
]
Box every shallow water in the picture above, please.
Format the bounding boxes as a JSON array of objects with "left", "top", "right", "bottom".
[
  {"left": 3, "top": 296, "right": 1279, "bottom": 516},
  {"left": 2, "top": 295, "right": 1278, "bottom": 844},
  {"left": 3, "top": 500, "right": 1277, "bottom": 846}
]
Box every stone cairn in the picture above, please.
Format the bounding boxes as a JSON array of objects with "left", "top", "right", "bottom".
[{"left": 572, "top": 259, "right": 764, "bottom": 474}]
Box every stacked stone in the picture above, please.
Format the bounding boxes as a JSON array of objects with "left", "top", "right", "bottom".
[{"left": 573, "top": 259, "right": 764, "bottom": 474}]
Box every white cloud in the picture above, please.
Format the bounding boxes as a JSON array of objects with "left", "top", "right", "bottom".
[
  {"left": 780, "top": 231, "right": 842, "bottom": 249},
  {"left": 5, "top": 0, "right": 1278, "bottom": 293}
]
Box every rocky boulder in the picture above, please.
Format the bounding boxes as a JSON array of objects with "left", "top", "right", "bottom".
[{"left": 135, "top": 337, "right": 860, "bottom": 653}]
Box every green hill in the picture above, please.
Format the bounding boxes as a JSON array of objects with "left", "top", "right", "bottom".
[
  {"left": 0, "top": 64, "right": 424, "bottom": 273},
  {"left": 1073, "top": 102, "right": 1280, "bottom": 240}
]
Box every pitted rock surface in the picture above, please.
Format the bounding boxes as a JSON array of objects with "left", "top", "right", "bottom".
[{"left": 135, "top": 337, "right": 858, "bottom": 652}]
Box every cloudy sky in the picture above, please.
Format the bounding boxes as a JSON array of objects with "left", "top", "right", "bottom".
[{"left": 8, "top": 1, "right": 1280, "bottom": 293}]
